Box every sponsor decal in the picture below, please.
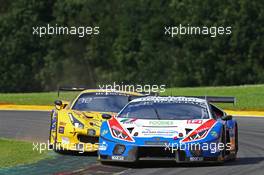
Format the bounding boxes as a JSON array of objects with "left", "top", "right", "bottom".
[
  {"left": 99, "top": 141, "right": 108, "bottom": 151},
  {"left": 145, "top": 141, "right": 168, "bottom": 146},
  {"left": 132, "top": 97, "right": 206, "bottom": 106},
  {"left": 59, "top": 122, "right": 66, "bottom": 126},
  {"left": 77, "top": 97, "right": 93, "bottom": 104},
  {"left": 112, "top": 125, "right": 123, "bottom": 132},
  {"left": 210, "top": 131, "right": 218, "bottom": 138},
  {"left": 120, "top": 118, "right": 137, "bottom": 124},
  {"left": 101, "top": 129, "right": 108, "bottom": 136},
  {"left": 52, "top": 111, "right": 57, "bottom": 117},
  {"left": 149, "top": 121, "right": 173, "bottom": 126},
  {"left": 111, "top": 156, "right": 124, "bottom": 160},
  {"left": 190, "top": 157, "right": 204, "bottom": 161},
  {"left": 195, "top": 127, "right": 210, "bottom": 133},
  {"left": 95, "top": 92, "right": 129, "bottom": 96},
  {"left": 61, "top": 137, "right": 70, "bottom": 144},
  {"left": 142, "top": 129, "right": 178, "bottom": 136},
  {"left": 51, "top": 118, "right": 57, "bottom": 131},
  {"left": 187, "top": 119, "right": 203, "bottom": 124},
  {"left": 58, "top": 126, "right": 64, "bottom": 134}
]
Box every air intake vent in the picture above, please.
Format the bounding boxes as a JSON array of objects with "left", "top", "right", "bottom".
[
  {"left": 127, "top": 127, "right": 134, "bottom": 133},
  {"left": 185, "top": 128, "right": 193, "bottom": 135}
]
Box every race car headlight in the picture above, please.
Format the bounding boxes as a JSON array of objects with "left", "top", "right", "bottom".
[
  {"left": 111, "top": 128, "right": 129, "bottom": 140},
  {"left": 108, "top": 117, "right": 134, "bottom": 142},
  {"left": 113, "top": 144, "right": 126, "bottom": 155},
  {"left": 183, "top": 128, "right": 209, "bottom": 142},
  {"left": 182, "top": 119, "right": 216, "bottom": 142},
  {"left": 189, "top": 129, "right": 208, "bottom": 140},
  {"left": 87, "top": 129, "right": 96, "bottom": 136},
  {"left": 68, "top": 113, "right": 84, "bottom": 129}
]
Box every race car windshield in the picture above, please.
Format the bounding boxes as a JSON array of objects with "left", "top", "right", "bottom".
[
  {"left": 72, "top": 93, "right": 132, "bottom": 113},
  {"left": 117, "top": 101, "right": 209, "bottom": 120}
]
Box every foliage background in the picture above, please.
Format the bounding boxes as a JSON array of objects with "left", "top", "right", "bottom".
[{"left": 0, "top": 0, "right": 263, "bottom": 92}]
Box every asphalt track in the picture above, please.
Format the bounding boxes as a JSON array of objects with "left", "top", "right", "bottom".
[
  {"left": 0, "top": 111, "right": 263, "bottom": 175},
  {"left": 0, "top": 111, "right": 49, "bottom": 142}
]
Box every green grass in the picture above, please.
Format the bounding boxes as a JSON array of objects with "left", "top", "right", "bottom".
[
  {"left": 0, "top": 92, "right": 79, "bottom": 105},
  {"left": 0, "top": 84, "right": 264, "bottom": 110},
  {"left": 0, "top": 138, "right": 48, "bottom": 168},
  {"left": 161, "top": 84, "right": 264, "bottom": 110}
]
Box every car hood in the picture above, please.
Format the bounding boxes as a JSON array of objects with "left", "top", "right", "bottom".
[
  {"left": 117, "top": 118, "right": 213, "bottom": 138},
  {"left": 71, "top": 110, "right": 115, "bottom": 126}
]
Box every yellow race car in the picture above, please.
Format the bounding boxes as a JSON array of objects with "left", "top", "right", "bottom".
[{"left": 49, "top": 88, "right": 143, "bottom": 153}]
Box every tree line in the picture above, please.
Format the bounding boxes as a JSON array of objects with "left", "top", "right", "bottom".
[{"left": 0, "top": 0, "right": 263, "bottom": 92}]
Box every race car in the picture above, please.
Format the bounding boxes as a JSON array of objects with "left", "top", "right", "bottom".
[
  {"left": 98, "top": 96, "right": 238, "bottom": 163},
  {"left": 49, "top": 88, "right": 143, "bottom": 152}
]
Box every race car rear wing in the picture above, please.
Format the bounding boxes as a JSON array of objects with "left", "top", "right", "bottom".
[
  {"left": 179, "top": 96, "right": 236, "bottom": 104},
  {"left": 140, "top": 92, "right": 159, "bottom": 96},
  {"left": 57, "top": 86, "right": 87, "bottom": 97},
  {"left": 57, "top": 86, "right": 159, "bottom": 98},
  {"left": 162, "top": 94, "right": 236, "bottom": 104},
  {"left": 128, "top": 92, "right": 159, "bottom": 102},
  {"left": 203, "top": 96, "right": 236, "bottom": 104}
]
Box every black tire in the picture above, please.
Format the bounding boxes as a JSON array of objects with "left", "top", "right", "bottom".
[
  {"left": 49, "top": 111, "right": 58, "bottom": 151},
  {"left": 220, "top": 126, "right": 226, "bottom": 161},
  {"left": 48, "top": 112, "right": 54, "bottom": 149},
  {"left": 100, "top": 161, "right": 112, "bottom": 165},
  {"left": 235, "top": 123, "right": 238, "bottom": 153},
  {"left": 229, "top": 123, "right": 238, "bottom": 161}
]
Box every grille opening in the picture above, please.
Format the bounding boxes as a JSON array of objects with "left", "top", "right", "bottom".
[
  {"left": 100, "top": 155, "right": 108, "bottom": 160},
  {"left": 175, "top": 150, "right": 187, "bottom": 162},
  {"left": 77, "top": 135, "right": 98, "bottom": 144},
  {"left": 137, "top": 147, "right": 175, "bottom": 158}
]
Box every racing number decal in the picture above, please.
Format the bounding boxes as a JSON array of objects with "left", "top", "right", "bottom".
[{"left": 49, "top": 111, "right": 58, "bottom": 144}]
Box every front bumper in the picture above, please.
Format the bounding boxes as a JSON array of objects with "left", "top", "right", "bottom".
[
  {"left": 55, "top": 128, "right": 100, "bottom": 152},
  {"left": 98, "top": 137, "right": 224, "bottom": 162},
  {"left": 55, "top": 141, "right": 99, "bottom": 152}
]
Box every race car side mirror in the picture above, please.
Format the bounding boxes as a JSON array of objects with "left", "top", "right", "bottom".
[
  {"left": 221, "top": 115, "right": 233, "bottom": 121},
  {"left": 128, "top": 96, "right": 134, "bottom": 102},
  {"left": 54, "top": 100, "right": 63, "bottom": 110},
  {"left": 128, "top": 95, "right": 143, "bottom": 102},
  {"left": 102, "top": 114, "right": 112, "bottom": 119}
]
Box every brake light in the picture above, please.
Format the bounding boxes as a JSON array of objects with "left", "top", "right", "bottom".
[
  {"left": 182, "top": 119, "right": 216, "bottom": 142},
  {"left": 108, "top": 117, "right": 134, "bottom": 142}
]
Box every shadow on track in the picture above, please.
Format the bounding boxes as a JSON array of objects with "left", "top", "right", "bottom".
[
  {"left": 100, "top": 157, "right": 264, "bottom": 169},
  {"left": 101, "top": 161, "right": 219, "bottom": 169},
  {"left": 55, "top": 150, "right": 98, "bottom": 157},
  {"left": 224, "top": 157, "right": 264, "bottom": 166}
]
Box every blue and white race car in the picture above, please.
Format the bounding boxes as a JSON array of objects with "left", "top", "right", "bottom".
[{"left": 98, "top": 96, "right": 238, "bottom": 163}]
